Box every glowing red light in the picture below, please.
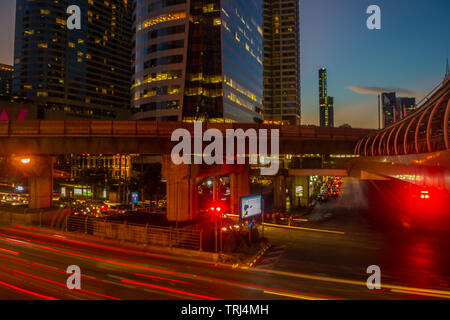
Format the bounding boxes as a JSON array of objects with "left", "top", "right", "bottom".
[
  {"left": 121, "top": 279, "right": 222, "bottom": 300},
  {"left": 0, "top": 280, "right": 58, "bottom": 300},
  {"left": 419, "top": 190, "right": 431, "bottom": 199}
]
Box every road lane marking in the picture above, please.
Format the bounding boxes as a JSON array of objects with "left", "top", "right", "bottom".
[
  {"left": 249, "top": 267, "right": 450, "bottom": 299},
  {"left": 264, "top": 290, "right": 328, "bottom": 300},
  {"left": 391, "top": 289, "right": 450, "bottom": 299},
  {"left": 279, "top": 218, "right": 309, "bottom": 222},
  {"left": 263, "top": 222, "right": 345, "bottom": 234}
]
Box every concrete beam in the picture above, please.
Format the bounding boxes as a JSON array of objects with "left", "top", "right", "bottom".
[{"left": 288, "top": 169, "right": 349, "bottom": 177}]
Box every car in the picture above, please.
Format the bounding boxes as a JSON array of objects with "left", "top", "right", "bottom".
[
  {"left": 108, "top": 204, "right": 133, "bottom": 214},
  {"left": 318, "top": 191, "right": 329, "bottom": 202},
  {"left": 220, "top": 217, "right": 242, "bottom": 233},
  {"left": 330, "top": 188, "right": 339, "bottom": 197}
]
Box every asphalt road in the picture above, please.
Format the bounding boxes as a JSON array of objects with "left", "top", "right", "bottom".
[
  {"left": 258, "top": 178, "right": 450, "bottom": 299},
  {"left": 0, "top": 178, "right": 449, "bottom": 300}
]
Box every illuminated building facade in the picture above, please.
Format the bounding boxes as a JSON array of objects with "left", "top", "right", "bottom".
[
  {"left": 263, "top": 0, "right": 301, "bottom": 125},
  {"left": 13, "top": 0, "right": 133, "bottom": 120},
  {"left": 132, "top": 0, "right": 263, "bottom": 123},
  {"left": 319, "top": 68, "right": 333, "bottom": 127},
  {"left": 70, "top": 154, "right": 132, "bottom": 181},
  {"left": 0, "top": 64, "right": 13, "bottom": 97}
]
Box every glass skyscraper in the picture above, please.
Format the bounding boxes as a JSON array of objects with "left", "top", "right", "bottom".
[
  {"left": 132, "top": 0, "right": 263, "bottom": 123},
  {"left": 13, "top": 0, "right": 133, "bottom": 120},
  {"left": 262, "top": 0, "right": 301, "bottom": 125}
]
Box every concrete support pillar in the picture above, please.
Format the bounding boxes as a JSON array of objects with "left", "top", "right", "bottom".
[
  {"left": 29, "top": 156, "right": 54, "bottom": 209},
  {"left": 274, "top": 175, "right": 286, "bottom": 211},
  {"left": 213, "top": 177, "right": 220, "bottom": 202},
  {"left": 162, "top": 155, "right": 199, "bottom": 222},
  {"left": 281, "top": 176, "right": 286, "bottom": 211},
  {"left": 230, "top": 168, "right": 250, "bottom": 216}
]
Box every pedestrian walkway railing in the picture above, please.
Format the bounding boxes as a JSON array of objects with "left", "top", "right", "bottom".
[{"left": 64, "top": 215, "right": 203, "bottom": 251}]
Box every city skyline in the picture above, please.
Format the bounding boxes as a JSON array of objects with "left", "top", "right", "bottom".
[
  {"left": 12, "top": 0, "right": 133, "bottom": 120},
  {"left": 0, "top": 0, "right": 449, "bottom": 128}
]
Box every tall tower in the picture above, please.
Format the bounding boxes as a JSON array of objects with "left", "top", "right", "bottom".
[
  {"left": 262, "top": 0, "right": 301, "bottom": 125},
  {"left": 132, "top": 0, "right": 264, "bottom": 123},
  {"left": 13, "top": 0, "right": 133, "bottom": 120},
  {"left": 319, "top": 67, "right": 333, "bottom": 127}
]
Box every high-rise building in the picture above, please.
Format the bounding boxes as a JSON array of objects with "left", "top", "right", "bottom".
[
  {"left": 0, "top": 64, "right": 13, "bottom": 97},
  {"left": 319, "top": 68, "right": 333, "bottom": 127},
  {"left": 13, "top": 0, "right": 133, "bottom": 120},
  {"left": 326, "top": 95, "right": 334, "bottom": 126},
  {"left": 262, "top": 0, "right": 301, "bottom": 125},
  {"left": 382, "top": 92, "right": 397, "bottom": 128},
  {"left": 382, "top": 92, "right": 416, "bottom": 128},
  {"left": 132, "top": 0, "right": 264, "bottom": 123},
  {"left": 396, "top": 97, "right": 416, "bottom": 118}
]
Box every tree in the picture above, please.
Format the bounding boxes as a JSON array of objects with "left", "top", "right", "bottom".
[{"left": 130, "top": 163, "right": 164, "bottom": 204}]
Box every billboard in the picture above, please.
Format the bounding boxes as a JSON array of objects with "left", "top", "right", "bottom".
[
  {"left": 131, "top": 192, "right": 139, "bottom": 205},
  {"left": 241, "top": 195, "right": 263, "bottom": 219}
]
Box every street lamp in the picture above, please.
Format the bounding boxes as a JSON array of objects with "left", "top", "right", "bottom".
[{"left": 20, "top": 158, "right": 31, "bottom": 164}]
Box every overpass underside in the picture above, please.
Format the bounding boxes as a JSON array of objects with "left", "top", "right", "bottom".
[
  {"left": 349, "top": 149, "right": 450, "bottom": 191},
  {"left": 0, "top": 121, "right": 372, "bottom": 221}
]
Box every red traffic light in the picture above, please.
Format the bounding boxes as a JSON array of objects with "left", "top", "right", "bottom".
[
  {"left": 209, "top": 203, "right": 223, "bottom": 214},
  {"left": 420, "top": 190, "right": 430, "bottom": 199}
]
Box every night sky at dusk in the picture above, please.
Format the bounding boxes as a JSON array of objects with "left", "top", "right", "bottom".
[{"left": 0, "top": 0, "right": 449, "bottom": 128}]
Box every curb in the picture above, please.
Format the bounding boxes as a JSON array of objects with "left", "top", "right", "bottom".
[{"left": 248, "top": 242, "right": 272, "bottom": 268}]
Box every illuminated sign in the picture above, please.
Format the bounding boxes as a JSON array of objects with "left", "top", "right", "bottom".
[
  {"left": 241, "top": 195, "right": 262, "bottom": 219},
  {"left": 132, "top": 192, "right": 139, "bottom": 204},
  {"left": 295, "top": 186, "right": 303, "bottom": 197}
]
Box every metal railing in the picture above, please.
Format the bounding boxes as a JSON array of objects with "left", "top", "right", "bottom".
[{"left": 64, "top": 215, "right": 202, "bottom": 251}]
